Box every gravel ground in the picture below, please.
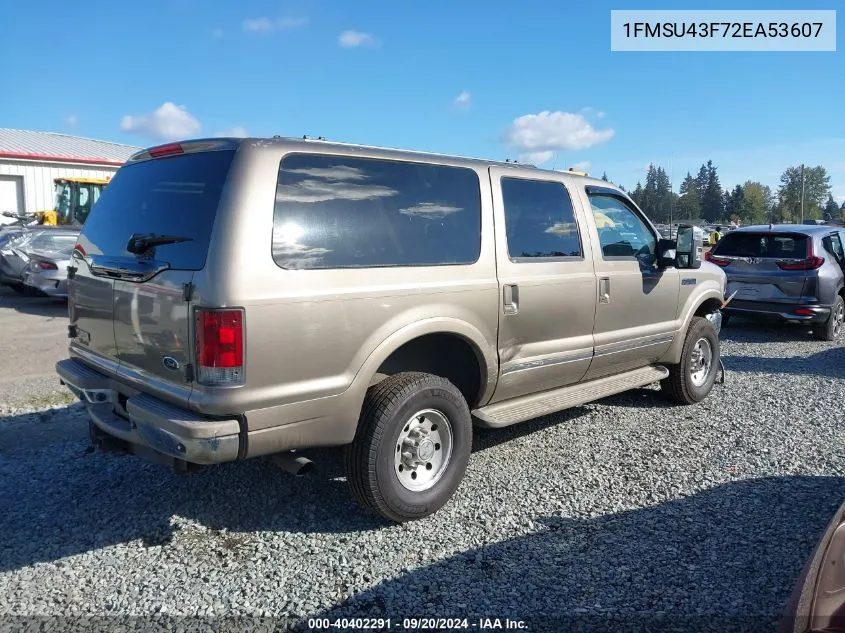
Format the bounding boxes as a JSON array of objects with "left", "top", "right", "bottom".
[{"left": 1, "top": 309, "right": 844, "bottom": 633}]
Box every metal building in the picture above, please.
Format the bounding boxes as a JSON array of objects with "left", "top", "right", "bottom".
[{"left": 0, "top": 129, "right": 140, "bottom": 220}]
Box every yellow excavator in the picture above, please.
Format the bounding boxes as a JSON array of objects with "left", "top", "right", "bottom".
[{"left": 32, "top": 176, "right": 111, "bottom": 226}]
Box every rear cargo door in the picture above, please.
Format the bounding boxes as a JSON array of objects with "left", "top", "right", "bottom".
[
  {"left": 71, "top": 144, "right": 236, "bottom": 387},
  {"left": 709, "top": 232, "right": 815, "bottom": 302}
]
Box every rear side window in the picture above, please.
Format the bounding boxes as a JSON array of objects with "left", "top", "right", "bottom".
[
  {"left": 78, "top": 150, "right": 235, "bottom": 270},
  {"left": 29, "top": 232, "right": 79, "bottom": 254},
  {"left": 500, "top": 177, "right": 582, "bottom": 259},
  {"left": 713, "top": 232, "right": 809, "bottom": 258},
  {"left": 272, "top": 153, "right": 482, "bottom": 269},
  {"left": 823, "top": 233, "right": 845, "bottom": 263}
]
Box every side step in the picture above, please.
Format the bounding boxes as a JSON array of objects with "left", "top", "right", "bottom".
[{"left": 472, "top": 365, "right": 669, "bottom": 429}]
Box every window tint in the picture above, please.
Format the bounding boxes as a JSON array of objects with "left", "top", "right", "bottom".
[
  {"left": 29, "top": 232, "right": 79, "bottom": 254},
  {"left": 712, "top": 232, "right": 809, "bottom": 258},
  {"left": 272, "top": 153, "right": 481, "bottom": 269},
  {"left": 824, "top": 233, "right": 844, "bottom": 262},
  {"left": 588, "top": 194, "right": 656, "bottom": 264},
  {"left": 78, "top": 150, "right": 235, "bottom": 270},
  {"left": 500, "top": 177, "right": 582, "bottom": 259}
]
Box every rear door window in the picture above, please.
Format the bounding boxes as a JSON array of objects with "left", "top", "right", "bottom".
[
  {"left": 713, "top": 232, "right": 809, "bottom": 258},
  {"left": 77, "top": 150, "right": 236, "bottom": 270},
  {"left": 500, "top": 177, "right": 582, "bottom": 259},
  {"left": 272, "top": 153, "right": 482, "bottom": 269},
  {"left": 824, "top": 233, "right": 845, "bottom": 264}
]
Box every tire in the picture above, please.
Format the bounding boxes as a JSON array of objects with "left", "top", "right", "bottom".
[
  {"left": 812, "top": 295, "right": 844, "bottom": 342},
  {"left": 345, "top": 372, "right": 472, "bottom": 522},
  {"left": 661, "top": 316, "right": 720, "bottom": 405}
]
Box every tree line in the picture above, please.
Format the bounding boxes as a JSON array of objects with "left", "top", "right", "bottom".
[{"left": 605, "top": 161, "right": 842, "bottom": 225}]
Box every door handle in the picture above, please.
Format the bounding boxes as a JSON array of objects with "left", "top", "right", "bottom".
[
  {"left": 503, "top": 284, "right": 519, "bottom": 315},
  {"left": 599, "top": 277, "right": 611, "bottom": 304}
]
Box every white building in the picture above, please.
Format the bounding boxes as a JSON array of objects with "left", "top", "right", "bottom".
[{"left": 0, "top": 129, "right": 140, "bottom": 221}]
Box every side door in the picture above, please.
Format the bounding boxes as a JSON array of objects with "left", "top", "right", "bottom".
[
  {"left": 488, "top": 167, "right": 596, "bottom": 404},
  {"left": 579, "top": 186, "right": 680, "bottom": 381}
]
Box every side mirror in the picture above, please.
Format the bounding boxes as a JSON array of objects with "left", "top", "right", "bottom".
[
  {"left": 675, "top": 224, "right": 702, "bottom": 269},
  {"left": 657, "top": 238, "right": 677, "bottom": 268}
]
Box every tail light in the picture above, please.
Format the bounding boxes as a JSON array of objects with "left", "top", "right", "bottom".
[
  {"left": 195, "top": 309, "right": 244, "bottom": 386},
  {"left": 795, "top": 308, "right": 816, "bottom": 316},
  {"left": 777, "top": 240, "right": 825, "bottom": 270},
  {"left": 148, "top": 142, "right": 184, "bottom": 158},
  {"left": 705, "top": 251, "right": 731, "bottom": 267},
  {"left": 31, "top": 260, "right": 58, "bottom": 271}
]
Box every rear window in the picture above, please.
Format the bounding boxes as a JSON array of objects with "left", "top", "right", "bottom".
[
  {"left": 28, "top": 232, "right": 80, "bottom": 255},
  {"left": 712, "top": 232, "right": 809, "bottom": 258},
  {"left": 272, "top": 153, "right": 482, "bottom": 269},
  {"left": 77, "top": 150, "right": 235, "bottom": 270}
]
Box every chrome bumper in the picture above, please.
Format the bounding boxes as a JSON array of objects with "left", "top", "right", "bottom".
[{"left": 56, "top": 358, "right": 241, "bottom": 465}]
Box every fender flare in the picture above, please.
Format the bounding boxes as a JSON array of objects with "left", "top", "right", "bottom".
[
  {"left": 664, "top": 287, "right": 724, "bottom": 364},
  {"left": 344, "top": 316, "right": 498, "bottom": 410}
]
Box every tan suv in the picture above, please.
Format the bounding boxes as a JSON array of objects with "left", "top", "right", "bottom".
[{"left": 56, "top": 137, "right": 726, "bottom": 522}]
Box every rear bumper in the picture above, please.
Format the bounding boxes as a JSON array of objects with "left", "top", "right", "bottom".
[
  {"left": 23, "top": 271, "right": 68, "bottom": 297},
  {"left": 724, "top": 300, "right": 830, "bottom": 323},
  {"left": 56, "top": 358, "right": 241, "bottom": 465}
]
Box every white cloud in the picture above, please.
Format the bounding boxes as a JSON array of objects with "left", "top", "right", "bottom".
[
  {"left": 120, "top": 102, "right": 202, "bottom": 141},
  {"left": 65, "top": 114, "right": 78, "bottom": 128},
  {"left": 503, "top": 110, "right": 614, "bottom": 154},
  {"left": 454, "top": 90, "right": 471, "bottom": 109},
  {"left": 214, "top": 126, "right": 248, "bottom": 138},
  {"left": 570, "top": 161, "right": 591, "bottom": 171},
  {"left": 580, "top": 106, "right": 606, "bottom": 119},
  {"left": 243, "top": 17, "right": 308, "bottom": 33},
  {"left": 286, "top": 166, "right": 368, "bottom": 181},
  {"left": 399, "top": 203, "right": 464, "bottom": 220},
  {"left": 338, "top": 30, "right": 378, "bottom": 48},
  {"left": 518, "top": 151, "right": 555, "bottom": 165},
  {"left": 211, "top": 27, "right": 224, "bottom": 38},
  {"left": 276, "top": 180, "right": 397, "bottom": 204}
]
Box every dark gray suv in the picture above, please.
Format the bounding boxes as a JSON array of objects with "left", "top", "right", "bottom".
[{"left": 706, "top": 224, "right": 845, "bottom": 340}]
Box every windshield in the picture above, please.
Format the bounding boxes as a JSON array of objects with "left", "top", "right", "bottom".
[
  {"left": 77, "top": 150, "right": 236, "bottom": 270},
  {"left": 54, "top": 183, "right": 72, "bottom": 222}
]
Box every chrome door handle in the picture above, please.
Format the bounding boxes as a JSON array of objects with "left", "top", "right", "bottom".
[
  {"left": 503, "top": 284, "right": 519, "bottom": 315},
  {"left": 599, "top": 277, "right": 610, "bottom": 304}
]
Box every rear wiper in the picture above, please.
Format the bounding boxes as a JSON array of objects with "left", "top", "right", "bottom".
[{"left": 126, "top": 232, "right": 192, "bottom": 255}]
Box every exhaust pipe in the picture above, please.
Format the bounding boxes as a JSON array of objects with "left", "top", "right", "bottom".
[{"left": 272, "top": 452, "right": 314, "bottom": 477}]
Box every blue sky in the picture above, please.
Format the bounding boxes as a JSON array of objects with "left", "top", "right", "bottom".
[{"left": 1, "top": 0, "right": 842, "bottom": 199}]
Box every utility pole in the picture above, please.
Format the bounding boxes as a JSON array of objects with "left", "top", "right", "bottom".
[{"left": 800, "top": 164, "right": 805, "bottom": 224}]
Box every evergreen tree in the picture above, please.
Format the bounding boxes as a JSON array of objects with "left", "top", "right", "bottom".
[
  {"left": 701, "top": 160, "right": 724, "bottom": 222},
  {"left": 778, "top": 165, "right": 830, "bottom": 221},
  {"left": 677, "top": 172, "right": 701, "bottom": 221},
  {"left": 823, "top": 194, "right": 839, "bottom": 220},
  {"left": 601, "top": 172, "right": 609, "bottom": 182}
]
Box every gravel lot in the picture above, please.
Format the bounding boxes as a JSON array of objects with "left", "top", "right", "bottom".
[{"left": 1, "top": 285, "right": 844, "bottom": 632}]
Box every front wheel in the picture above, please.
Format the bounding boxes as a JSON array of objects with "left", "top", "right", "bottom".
[
  {"left": 661, "top": 316, "right": 720, "bottom": 405},
  {"left": 812, "top": 295, "right": 845, "bottom": 342},
  {"left": 345, "top": 372, "right": 472, "bottom": 522}
]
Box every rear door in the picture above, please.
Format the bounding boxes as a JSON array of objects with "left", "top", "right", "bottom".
[
  {"left": 488, "top": 167, "right": 596, "bottom": 403},
  {"left": 69, "top": 143, "right": 237, "bottom": 388},
  {"left": 708, "top": 231, "right": 816, "bottom": 303}
]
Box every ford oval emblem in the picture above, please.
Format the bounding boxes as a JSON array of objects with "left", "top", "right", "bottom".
[{"left": 162, "top": 356, "right": 180, "bottom": 371}]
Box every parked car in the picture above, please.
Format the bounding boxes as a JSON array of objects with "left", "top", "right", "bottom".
[
  {"left": 706, "top": 224, "right": 845, "bottom": 340},
  {"left": 780, "top": 500, "right": 845, "bottom": 633},
  {"left": 56, "top": 136, "right": 726, "bottom": 522},
  {"left": 0, "top": 227, "right": 80, "bottom": 295},
  {"left": 21, "top": 232, "right": 80, "bottom": 298}
]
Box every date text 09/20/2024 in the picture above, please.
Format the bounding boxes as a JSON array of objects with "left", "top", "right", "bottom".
[{"left": 307, "top": 617, "right": 528, "bottom": 630}]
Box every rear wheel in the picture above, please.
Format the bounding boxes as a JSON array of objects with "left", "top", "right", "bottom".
[
  {"left": 812, "top": 295, "right": 844, "bottom": 342},
  {"left": 345, "top": 372, "right": 472, "bottom": 522},
  {"left": 661, "top": 317, "right": 720, "bottom": 405}
]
